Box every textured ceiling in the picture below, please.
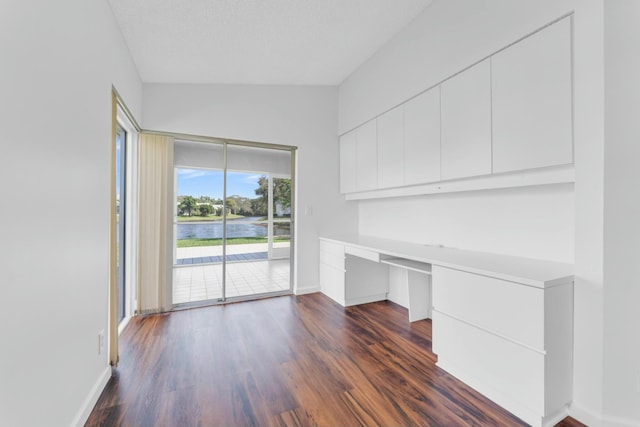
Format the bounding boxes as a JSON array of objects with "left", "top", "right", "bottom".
[{"left": 107, "top": 0, "right": 432, "bottom": 85}]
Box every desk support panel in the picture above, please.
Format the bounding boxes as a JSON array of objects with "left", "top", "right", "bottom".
[{"left": 344, "top": 254, "right": 389, "bottom": 306}]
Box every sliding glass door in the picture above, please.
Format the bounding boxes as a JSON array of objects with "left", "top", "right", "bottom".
[{"left": 172, "top": 139, "right": 293, "bottom": 306}]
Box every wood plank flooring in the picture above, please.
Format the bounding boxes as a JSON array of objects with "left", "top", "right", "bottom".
[{"left": 86, "top": 293, "right": 585, "bottom": 427}]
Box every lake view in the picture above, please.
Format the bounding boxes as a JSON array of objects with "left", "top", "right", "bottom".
[{"left": 177, "top": 217, "right": 289, "bottom": 240}]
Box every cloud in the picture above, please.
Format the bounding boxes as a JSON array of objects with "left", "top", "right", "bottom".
[
  {"left": 178, "top": 169, "right": 210, "bottom": 180},
  {"left": 244, "top": 174, "right": 264, "bottom": 184}
]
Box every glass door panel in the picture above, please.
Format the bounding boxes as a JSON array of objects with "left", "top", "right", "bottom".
[
  {"left": 173, "top": 140, "right": 225, "bottom": 305},
  {"left": 224, "top": 172, "right": 269, "bottom": 298},
  {"left": 225, "top": 145, "right": 293, "bottom": 300}
]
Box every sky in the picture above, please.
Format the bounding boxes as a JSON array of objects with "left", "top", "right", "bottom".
[{"left": 177, "top": 168, "right": 263, "bottom": 199}]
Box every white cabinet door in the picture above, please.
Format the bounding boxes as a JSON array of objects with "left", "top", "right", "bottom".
[
  {"left": 356, "top": 120, "right": 378, "bottom": 191},
  {"left": 441, "top": 59, "right": 492, "bottom": 180},
  {"left": 405, "top": 87, "right": 441, "bottom": 185},
  {"left": 377, "top": 105, "right": 405, "bottom": 189},
  {"left": 339, "top": 130, "right": 357, "bottom": 194},
  {"left": 492, "top": 18, "right": 572, "bottom": 173}
]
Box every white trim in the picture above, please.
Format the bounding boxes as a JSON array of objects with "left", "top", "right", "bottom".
[
  {"left": 602, "top": 414, "right": 640, "bottom": 427},
  {"left": 570, "top": 401, "right": 603, "bottom": 427},
  {"left": 71, "top": 366, "right": 111, "bottom": 427},
  {"left": 570, "top": 401, "right": 640, "bottom": 427},
  {"left": 345, "top": 164, "right": 574, "bottom": 200},
  {"left": 117, "top": 107, "right": 139, "bottom": 323}
]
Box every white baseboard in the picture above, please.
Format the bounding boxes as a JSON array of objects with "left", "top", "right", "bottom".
[
  {"left": 294, "top": 285, "right": 320, "bottom": 295},
  {"left": 571, "top": 401, "right": 603, "bottom": 427},
  {"left": 570, "top": 401, "right": 640, "bottom": 427},
  {"left": 71, "top": 366, "right": 111, "bottom": 427},
  {"left": 603, "top": 414, "right": 640, "bottom": 427}
]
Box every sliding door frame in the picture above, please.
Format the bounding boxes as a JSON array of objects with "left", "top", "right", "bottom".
[
  {"left": 110, "top": 88, "right": 141, "bottom": 366},
  {"left": 165, "top": 130, "right": 297, "bottom": 308}
]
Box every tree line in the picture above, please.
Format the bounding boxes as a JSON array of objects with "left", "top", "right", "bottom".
[{"left": 177, "top": 176, "right": 291, "bottom": 218}]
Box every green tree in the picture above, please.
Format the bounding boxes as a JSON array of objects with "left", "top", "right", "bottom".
[
  {"left": 198, "top": 204, "right": 213, "bottom": 217},
  {"left": 254, "top": 176, "right": 291, "bottom": 216},
  {"left": 253, "top": 176, "right": 269, "bottom": 216},
  {"left": 273, "top": 178, "right": 291, "bottom": 210},
  {"left": 179, "top": 196, "right": 197, "bottom": 216},
  {"left": 225, "top": 197, "right": 237, "bottom": 215}
]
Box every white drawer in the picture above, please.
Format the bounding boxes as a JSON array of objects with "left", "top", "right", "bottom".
[
  {"left": 319, "top": 239, "right": 345, "bottom": 258},
  {"left": 433, "top": 310, "right": 544, "bottom": 419},
  {"left": 432, "top": 266, "right": 544, "bottom": 350},
  {"left": 319, "top": 249, "right": 345, "bottom": 270},
  {"left": 344, "top": 245, "right": 380, "bottom": 262}
]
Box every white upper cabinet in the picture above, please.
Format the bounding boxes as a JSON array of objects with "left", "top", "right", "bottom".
[
  {"left": 440, "top": 59, "right": 492, "bottom": 180},
  {"left": 339, "top": 130, "right": 357, "bottom": 194},
  {"left": 356, "top": 120, "right": 378, "bottom": 191},
  {"left": 404, "top": 87, "right": 441, "bottom": 185},
  {"left": 339, "top": 17, "right": 574, "bottom": 198},
  {"left": 377, "top": 105, "right": 405, "bottom": 189},
  {"left": 491, "top": 18, "right": 573, "bottom": 173}
]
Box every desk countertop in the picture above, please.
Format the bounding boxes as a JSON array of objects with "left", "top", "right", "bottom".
[{"left": 320, "top": 234, "right": 574, "bottom": 289}]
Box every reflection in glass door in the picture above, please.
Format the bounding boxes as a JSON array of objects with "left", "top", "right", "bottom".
[{"left": 172, "top": 140, "right": 293, "bottom": 306}]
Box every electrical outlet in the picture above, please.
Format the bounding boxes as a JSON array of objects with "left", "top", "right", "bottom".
[{"left": 98, "top": 330, "right": 105, "bottom": 355}]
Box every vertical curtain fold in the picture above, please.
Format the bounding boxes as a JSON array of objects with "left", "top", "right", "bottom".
[{"left": 138, "top": 133, "right": 174, "bottom": 314}]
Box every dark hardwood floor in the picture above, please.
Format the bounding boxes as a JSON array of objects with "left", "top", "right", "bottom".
[{"left": 86, "top": 293, "right": 585, "bottom": 427}]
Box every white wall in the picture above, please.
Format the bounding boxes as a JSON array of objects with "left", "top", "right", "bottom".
[
  {"left": 603, "top": 1, "right": 640, "bottom": 424},
  {"left": 339, "top": 0, "right": 617, "bottom": 425},
  {"left": 0, "top": 1, "right": 142, "bottom": 426},
  {"left": 360, "top": 185, "right": 575, "bottom": 262},
  {"left": 143, "top": 84, "right": 358, "bottom": 294}
]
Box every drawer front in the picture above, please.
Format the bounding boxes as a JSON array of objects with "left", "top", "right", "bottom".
[
  {"left": 319, "top": 239, "right": 345, "bottom": 258},
  {"left": 433, "top": 310, "right": 544, "bottom": 416},
  {"left": 319, "top": 249, "right": 345, "bottom": 270},
  {"left": 319, "top": 263, "right": 345, "bottom": 306},
  {"left": 432, "top": 266, "right": 544, "bottom": 350},
  {"left": 344, "top": 245, "right": 380, "bottom": 262}
]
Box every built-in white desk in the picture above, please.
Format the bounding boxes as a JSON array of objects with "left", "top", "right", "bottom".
[{"left": 318, "top": 234, "right": 574, "bottom": 427}]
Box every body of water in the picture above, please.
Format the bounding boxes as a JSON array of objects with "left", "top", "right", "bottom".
[{"left": 177, "top": 217, "right": 289, "bottom": 239}]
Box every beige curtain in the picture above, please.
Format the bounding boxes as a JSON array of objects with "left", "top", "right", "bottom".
[{"left": 138, "top": 133, "right": 174, "bottom": 314}]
